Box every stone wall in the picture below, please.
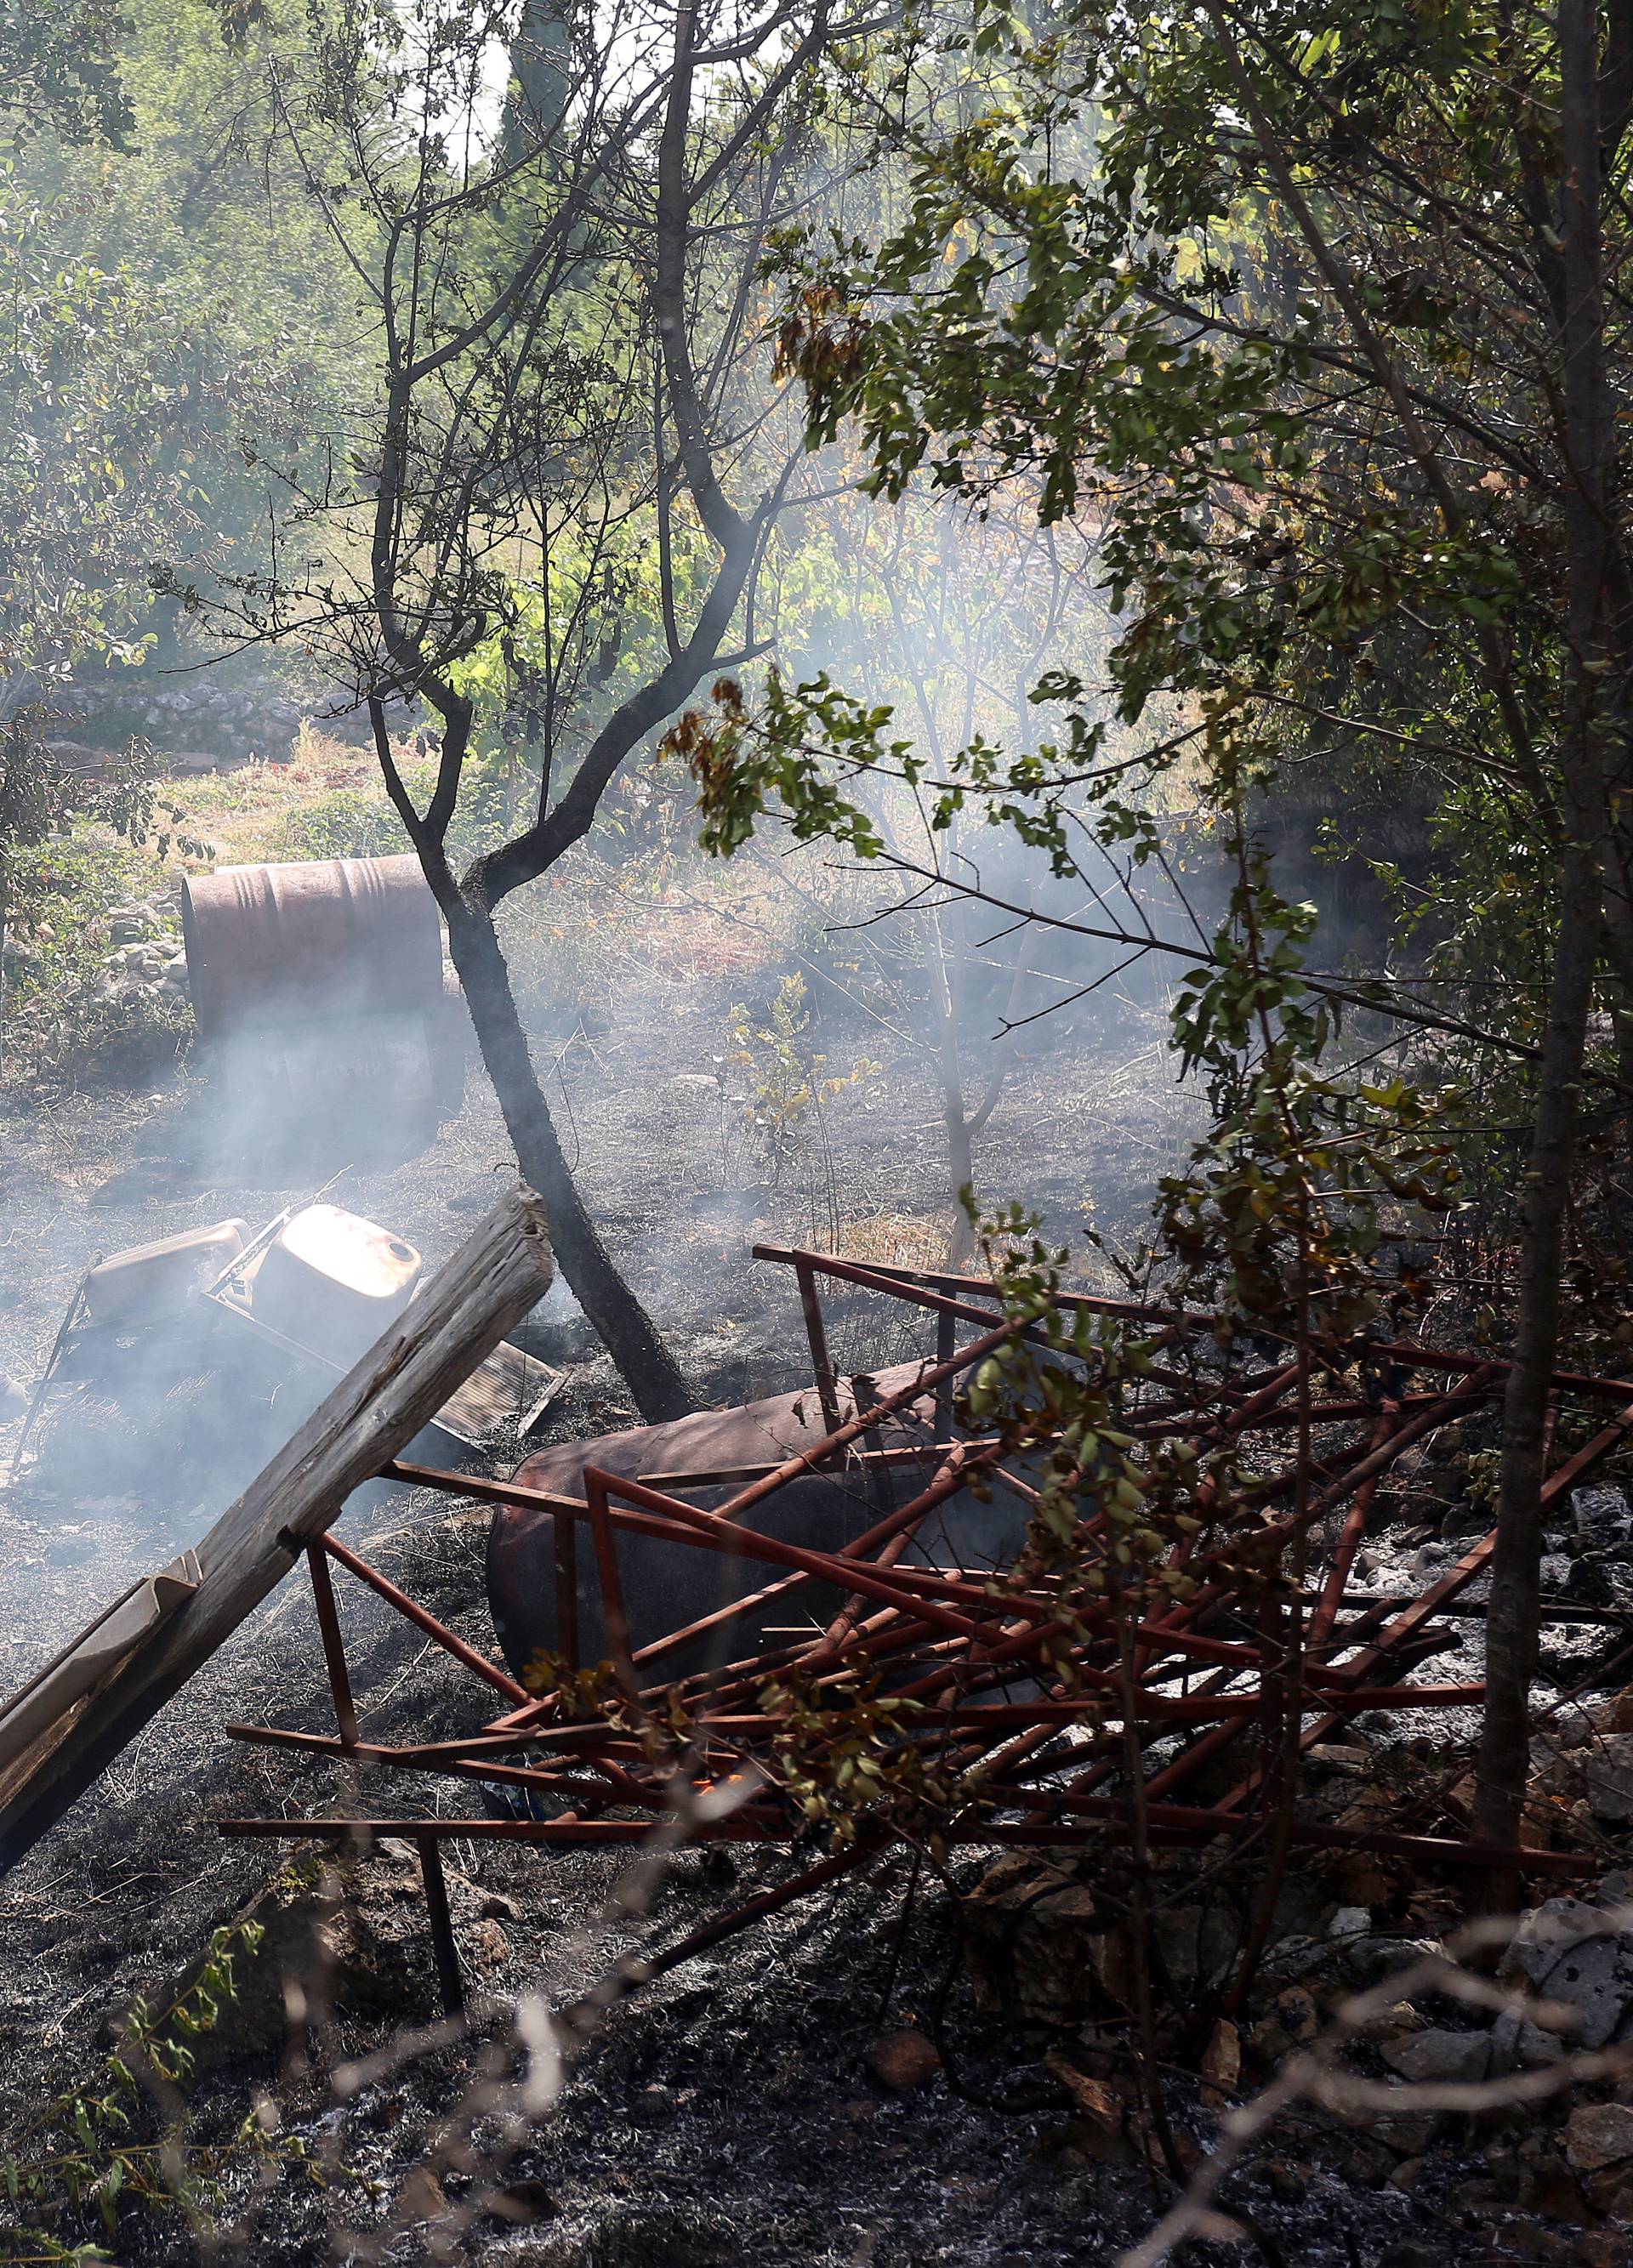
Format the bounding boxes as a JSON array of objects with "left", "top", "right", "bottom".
[{"left": 42, "top": 671, "right": 418, "bottom": 771}]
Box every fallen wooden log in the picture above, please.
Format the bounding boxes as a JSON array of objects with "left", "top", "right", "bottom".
[{"left": 0, "top": 1183, "right": 553, "bottom": 1875}]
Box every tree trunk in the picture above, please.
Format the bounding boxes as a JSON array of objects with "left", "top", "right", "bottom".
[
  {"left": 1471, "top": 0, "right": 1615, "bottom": 1902},
  {"left": 442, "top": 895, "right": 696, "bottom": 1424},
  {"left": 943, "top": 1095, "right": 976, "bottom": 1270},
  {"left": 1470, "top": 839, "right": 1599, "bottom": 1896}
]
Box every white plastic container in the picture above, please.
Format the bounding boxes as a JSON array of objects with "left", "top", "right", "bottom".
[{"left": 250, "top": 1204, "right": 423, "bottom": 1367}]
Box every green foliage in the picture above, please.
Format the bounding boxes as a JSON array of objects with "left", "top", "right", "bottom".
[
  {"left": 724, "top": 0, "right": 1619, "bottom": 1126},
  {"left": 725, "top": 972, "right": 879, "bottom": 1187},
  {"left": 271, "top": 785, "right": 408, "bottom": 864},
  {"left": 755, "top": 1669, "right": 982, "bottom": 1850},
  {"left": 1157, "top": 833, "right": 1459, "bottom": 1345},
  {"left": 0, "top": 0, "right": 134, "bottom": 150}
]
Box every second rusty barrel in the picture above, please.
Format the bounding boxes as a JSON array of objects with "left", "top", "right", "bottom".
[
  {"left": 180, "top": 854, "right": 445, "bottom": 1039},
  {"left": 180, "top": 855, "right": 465, "bottom": 1154}
]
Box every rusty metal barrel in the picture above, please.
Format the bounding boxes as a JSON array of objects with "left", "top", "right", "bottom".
[
  {"left": 180, "top": 855, "right": 446, "bottom": 1040},
  {"left": 180, "top": 855, "right": 466, "bottom": 1157}
]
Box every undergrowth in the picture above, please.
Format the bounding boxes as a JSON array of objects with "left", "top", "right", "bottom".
[
  {"left": 0, "top": 1896, "right": 341, "bottom": 2264},
  {"left": 3, "top": 830, "right": 191, "bottom": 1085}
]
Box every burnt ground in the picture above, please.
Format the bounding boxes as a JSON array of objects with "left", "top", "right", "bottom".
[{"left": 0, "top": 932, "right": 1610, "bottom": 2267}]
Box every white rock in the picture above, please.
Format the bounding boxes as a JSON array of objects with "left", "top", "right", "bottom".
[
  {"left": 1381, "top": 2028, "right": 1492, "bottom": 2084},
  {"left": 1329, "top": 1906, "right": 1371, "bottom": 1941},
  {"left": 1573, "top": 1485, "right": 1630, "bottom": 1536},
  {"left": 1586, "top": 1737, "right": 1633, "bottom": 1824},
  {"left": 1490, "top": 1897, "right": 1633, "bottom": 2072}
]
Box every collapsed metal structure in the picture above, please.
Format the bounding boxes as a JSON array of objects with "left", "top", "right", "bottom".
[{"left": 219, "top": 1249, "right": 1633, "bottom": 2011}]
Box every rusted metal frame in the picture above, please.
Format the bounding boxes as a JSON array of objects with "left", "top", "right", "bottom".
[
  {"left": 416, "top": 1833, "right": 465, "bottom": 2018},
  {"left": 766, "top": 1258, "right": 1236, "bottom": 1441},
  {"left": 662, "top": 1608, "right": 959, "bottom": 1721},
  {"left": 234, "top": 1720, "right": 654, "bottom": 1763},
  {"left": 822, "top": 1446, "right": 969, "bottom": 1649},
  {"left": 754, "top": 1245, "right": 1090, "bottom": 1353},
  {"left": 473, "top": 1447, "right": 1010, "bottom": 1730},
  {"left": 225, "top": 1719, "right": 688, "bottom": 1806},
  {"left": 1124, "top": 1388, "right": 1477, "bottom": 1441},
  {"left": 916, "top": 1396, "right": 1478, "bottom": 1787},
  {"left": 583, "top": 1468, "right": 639, "bottom": 1691},
  {"left": 935, "top": 1303, "right": 957, "bottom": 1440},
  {"left": 311, "top": 1531, "right": 531, "bottom": 1705},
  {"left": 635, "top": 1436, "right": 1002, "bottom": 1490},
  {"left": 794, "top": 1257, "right": 843, "bottom": 1434},
  {"left": 1201, "top": 1390, "right": 1633, "bottom": 1822},
  {"left": 390, "top": 1306, "right": 1026, "bottom": 1567},
  {"left": 566, "top": 1592, "right": 951, "bottom": 1726},
  {"left": 388, "top": 1461, "right": 784, "bottom": 1556},
  {"left": 582, "top": 1464, "right": 993, "bottom": 1640},
  {"left": 639, "top": 1434, "right": 1016, "bottom": 1664},
  {"left": 1035, "top": 1593, "right": 1414, "bottom": 1816},
  {"left": 360, "top": 1477, "right": 888, "bottom": 1729},
  {"left": 304, "top": 1542, "right": 360, "bottom": 1748},
  {"left": 754, "top": 1246, "right": 1633, "bottom": 1407},
  {"left": 1141, "top": 1367, "right": 1502, "bottom": 1629},
  {"left": 1130, "top": 1358, "right": 1306, "bottom": 1677},
  {"left": 1307, "top": 1403, "right": 1399, "bottom": 1649},
  {"left": 752, "top": 1242, "right": 1211, "bottom": 1329},
  {"left": 217, "top": 1809, "right": 1591, "bottom": 1875},
  {"left": 999, "top": 1684, "right": 1489, "bottom": 1741},
  {"left": 1306, "top": 1384, "right": 1633, "bottom": 1694},
  {"left": 704, "top": 1313, "right": 1029, "bottom": 1526}
]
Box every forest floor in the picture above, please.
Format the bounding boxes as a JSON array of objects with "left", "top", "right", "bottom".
[{"left": 0, "top": 752, "right": 1619, "bottom": 2267}]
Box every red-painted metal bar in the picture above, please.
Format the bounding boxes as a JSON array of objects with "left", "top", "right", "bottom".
[
  {"left": 752, "top": 1246, "right": 1633, "bottom": 1406},
  {"left": 703, "top": 1314, "right": 1027, "bottom": 1526},
  {"left": 304, "top": 1541, "right": 360, "bottom": 1748},
  {"left": 583, "top": 1464, "right": 987, "bottom": 1640},
  {"left": 1308, "top": 1402, "right": 1398, "bottom": 1649},
  {"left": 584, "top": 1466, "right": 638, "bottom": 1691},
  {"left": 1203, "top": 1394, "right": 1633, "bottom": 1821},
  {"left": 313, "top": 1531, "right": 531, "bottom": 1705},
  {"left": 794, "top": 1257, "right": 842, "bottom": 1434}
]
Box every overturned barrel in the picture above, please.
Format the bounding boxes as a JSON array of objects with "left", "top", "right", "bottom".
[
  {"left": 181, "top": 855, "right": 444, "bottom": 1038},
  {"left": 181, "top": 855, "right": 465, "bottom": 1159}
]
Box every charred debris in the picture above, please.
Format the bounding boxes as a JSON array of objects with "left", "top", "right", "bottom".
[{"left": 6, "top": 851, "right": 1633, "bottom": 2264}]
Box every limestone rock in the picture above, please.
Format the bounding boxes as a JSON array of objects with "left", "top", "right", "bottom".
[
  {"left": 961, "top": 1856, "right": 1124, "bottom": 2024},
  {"left": 1044, "top": 2050, "right": 1121, "bottom": 2124},
  {"left": 1566, "top": 2101, "right": 1633, "bottom": 2172},
  {"left": 1575, "top": 2230, "right": 1633, "bottom": 2268},
  {"left": 1359, "top": 2001, "right": 1426, "bottom": 2043},
  {"left": 1346, "top": 1933, "right": 1442, "bottom": 1986},
  {"left": 469, "top": 1918, "right": 510, "bottom": 1975},
  {"left": 1587, "top": 1739, "right": 1633, "bottom": 1825},
  {"left": 395, "top": 2169, "right": 448, "bottom": 2222},
  {"left": 1199, "top": 2018, "right": 1240, "bottom": 2105},
  {"left": 1247, "top": 1985, "right": 1320, "bottom": 2063},
  {"left": 1363, "top": 2107, "right": 1440, "bottom": 2157},
  {"left": 1492, "top": 1898, "right": 1633, "bottom": 2072},
  {"left": 1380, "top": 2027, "right": 1491, "bottom": 2084}
]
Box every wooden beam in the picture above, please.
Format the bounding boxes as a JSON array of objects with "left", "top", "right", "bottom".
[{"left": 0, "top": 1184, "right": 553, "bottom": 1875}]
